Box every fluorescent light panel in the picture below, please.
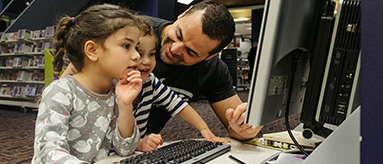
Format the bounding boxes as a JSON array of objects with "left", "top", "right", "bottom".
[
  {"left": 177, "top": 0, "right": 194, "bottom": 5},
  {"left": 234, "top": 18, "right": 251, "bottom": 22}
]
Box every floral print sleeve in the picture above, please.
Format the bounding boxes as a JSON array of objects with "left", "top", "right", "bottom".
[{"left": 113, "top": 118, "right": 140, "bottom": 156}]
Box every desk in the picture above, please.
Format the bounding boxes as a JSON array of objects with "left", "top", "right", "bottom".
[
  {"left": 96, "top": 107, "right": 360, "bottom": 164},
  {"left": 95, "top": 138, "right": 281, "bottom": 164}
]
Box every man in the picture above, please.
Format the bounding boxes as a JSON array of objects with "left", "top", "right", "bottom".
[
  {"left": 144, "top": 1, "right": 261, "bottom": 140},
  {"left": 62, "top": 1, "right": 261, "bottom": 140}
]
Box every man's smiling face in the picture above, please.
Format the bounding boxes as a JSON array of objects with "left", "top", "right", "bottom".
[{"left": 160, "top": 10, "right": 220, "bottom": 66}]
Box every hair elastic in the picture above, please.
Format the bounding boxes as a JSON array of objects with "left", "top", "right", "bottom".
[{"left": 71, "top": 17, "right": 75, "bottom": 24}]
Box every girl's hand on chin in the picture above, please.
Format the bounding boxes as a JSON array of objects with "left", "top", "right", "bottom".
[{"left": 116, "top": 70, "right": 142, "bottom": 105}]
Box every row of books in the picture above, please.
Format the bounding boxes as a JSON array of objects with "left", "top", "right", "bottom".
[
  {"left": 0, "top": 70, "right": 44, "bottom": 82},
  {"left": 1, "top": 26, "right": 54, "bottom": 42},
  {"left": 0, "top": 27, "right": 54, "bottom": 55},
  {"left": 0, "top": 56, "right": 45, "bottom": 68},
  {"left": 0, "top": 41, "right": 52, "bottom": 55},
  {"left": 0, "top": 84, "right": 43, "bottom": 97}
]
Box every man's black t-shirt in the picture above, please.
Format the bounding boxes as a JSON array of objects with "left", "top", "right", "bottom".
[{"left": 143, "top": 16, "right": 237, "bottom": 134}]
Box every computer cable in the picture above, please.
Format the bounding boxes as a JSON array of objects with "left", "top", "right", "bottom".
[{"left": 284, "top": 49, "right": 310, "bottom": 156}]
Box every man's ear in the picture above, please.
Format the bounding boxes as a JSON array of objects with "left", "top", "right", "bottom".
[
  {"left": 177, "top": 6, "right": 193, "bottom": 20},
  {"left": 84, "top": 40, "right": 99, "bottom": 62},
  {"left": 205, "top": 51, "right": 221, "bottom": 61}
]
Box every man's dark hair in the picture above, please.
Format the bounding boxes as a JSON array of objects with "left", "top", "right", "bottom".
[{"left": 183, "top": 0, "right": 235, "bottom": 55}]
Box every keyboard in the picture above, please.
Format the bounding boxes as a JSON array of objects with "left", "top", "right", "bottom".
[{"left": 119, "top": 139, "right": 231, "bottom": 164}]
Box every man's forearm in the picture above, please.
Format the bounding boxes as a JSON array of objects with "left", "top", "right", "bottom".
[
  {"left": 177, "top": 105, "right": 210, "bottom": 131},
  {"left": 60, "top": 63, "right": 77, "bottom": 78}
]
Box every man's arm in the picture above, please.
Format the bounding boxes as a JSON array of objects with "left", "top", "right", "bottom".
[
  {"left": 60, "top": 63, "right": 77, "bottom": 78},
  {"left": 176, "top": 104, "right": 230, "bottom": 143},
  {"left": 210, "top": 94, "right": 262, "bottom": 140}
]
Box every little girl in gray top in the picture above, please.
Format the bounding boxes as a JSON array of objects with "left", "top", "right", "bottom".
[{"left": 32, "top": 4, "right": 143, "bottom": 163}]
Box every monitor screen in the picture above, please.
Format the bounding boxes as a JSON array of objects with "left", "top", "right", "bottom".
[{"left": 245, "top": 0, "right": 325, "bottom": 127}]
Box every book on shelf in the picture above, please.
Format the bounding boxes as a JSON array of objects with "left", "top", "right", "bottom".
[
  {"left": 0, "top": 84, "right": 11, "bottom": 96},
  {"left": 6, "top": 32, "right": 18, "bottom": 41},
  {"left": 17, "top": 29, "right": 32, "bottom": 40},
  {"left": 12, "top": 57, "right": 21, "bottom": 67}
]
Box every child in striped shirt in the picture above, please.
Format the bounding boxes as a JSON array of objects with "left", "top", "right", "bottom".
[{"left": 133, "top": 17, "right": 230, "bottom": 152}]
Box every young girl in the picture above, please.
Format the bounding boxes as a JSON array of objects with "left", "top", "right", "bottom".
[
  {"left": 133, "top": 18, "right": 230, "bottom": 152},
  {"left": 32, "top": 5, "right": 143, "bottom": 163}
]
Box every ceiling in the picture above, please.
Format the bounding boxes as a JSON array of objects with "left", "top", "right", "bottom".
[{"left": 215, "top": 0, "right": 265, "bottom": 8}]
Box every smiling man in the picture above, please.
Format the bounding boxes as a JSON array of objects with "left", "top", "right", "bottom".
[{"left": 144, "top": 1, "right": 262, "bottom": 140}]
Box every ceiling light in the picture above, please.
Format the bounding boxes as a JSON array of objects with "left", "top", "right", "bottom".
[
  {"left": 177, "top": 0, "right": 194, "bottom": 5},
  {"left": 234, "top": 18, "right": 251, "bottom": 22}
]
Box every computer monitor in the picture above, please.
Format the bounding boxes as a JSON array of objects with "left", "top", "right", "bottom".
[
  {"left": 244, "top": 0, "right": 326, "bottom": 127},
  {"left": 245, "top": 0, "right": 361, "bottom": 141}
]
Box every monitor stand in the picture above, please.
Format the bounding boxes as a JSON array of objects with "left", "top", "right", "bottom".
[{"left": 302, "top": 106, "right": 360, "bottom": 163}]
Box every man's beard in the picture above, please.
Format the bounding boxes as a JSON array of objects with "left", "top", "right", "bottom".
[{"left": 160, "top": 36, "right": 183, "bottom": 65}]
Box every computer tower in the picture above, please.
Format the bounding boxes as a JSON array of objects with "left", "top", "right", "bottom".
[{"left": 301, "top": 0, "right": 361, "bottom": 138}]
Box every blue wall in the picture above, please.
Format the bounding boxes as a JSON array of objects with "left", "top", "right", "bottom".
[
  {"left": 137, "top": 0, "right": 158, "bottom": 17},
  {"left": 137, "top": 0, "right": 175, "bottom": 21},
  {"left": 158, "top": 0, "right": 175, "bottom": 21},
  {"left": 361, "top": 0, "right": 383, "bottom": 163}
]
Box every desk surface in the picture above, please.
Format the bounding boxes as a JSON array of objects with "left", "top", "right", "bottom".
[{"left": 95, "top": 138, "right": 281, "bottom": 164}]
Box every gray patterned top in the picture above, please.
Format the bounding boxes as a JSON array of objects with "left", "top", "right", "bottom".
[{"left": 32, "top": 75, "right": 140, "bottom": 164}]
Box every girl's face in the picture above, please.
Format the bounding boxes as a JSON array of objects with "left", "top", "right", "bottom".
[
  {"left": 136, "top": 35, "right": 156, "bottom": 82},
  {"left": 97, "top": 26, "right": 141, "bottom": 80}
]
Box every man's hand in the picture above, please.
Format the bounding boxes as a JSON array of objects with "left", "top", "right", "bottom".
[
  {"left": 225, "top": 103, "right": 262, "bottom": 139},
  {"left": 136, "top": 133, "right": 163, "bottom": 152}
]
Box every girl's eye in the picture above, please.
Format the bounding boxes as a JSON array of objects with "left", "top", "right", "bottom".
[
  {"left": 149, "top": 53, "right": 155, "bottom": 57},
  {"left": 124, "top": 44, "right": 131, "bottom": 49}
]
